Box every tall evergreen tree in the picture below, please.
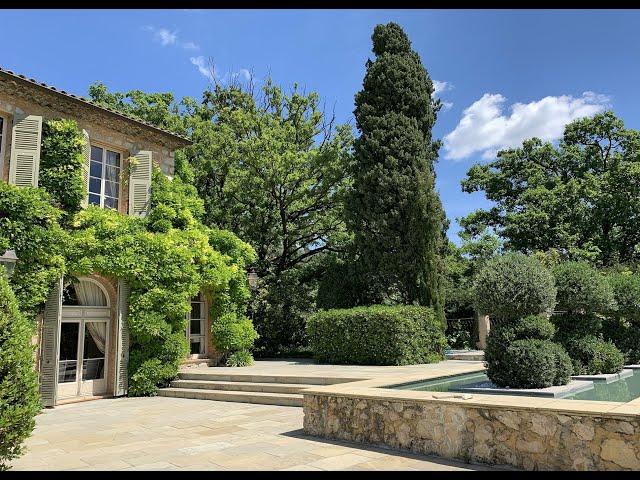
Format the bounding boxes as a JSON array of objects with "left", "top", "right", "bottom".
[{"left": 345, "top": 22, "right": 448, "bottom": 315}]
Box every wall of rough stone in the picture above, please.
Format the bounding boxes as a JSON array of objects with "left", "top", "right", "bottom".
[{"left": 303, "top": 393, "right": 640, "bottom": 471}]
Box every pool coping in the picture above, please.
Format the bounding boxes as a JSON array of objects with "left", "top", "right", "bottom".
[{"left": 300, "top": 363, "right": 640, "bottom": 419}]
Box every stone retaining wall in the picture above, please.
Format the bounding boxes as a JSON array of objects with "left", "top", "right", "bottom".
[{"left": 303, "top": 393, "right": 640, "bottom": 470}]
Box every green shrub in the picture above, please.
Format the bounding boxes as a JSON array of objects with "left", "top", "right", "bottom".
[
  {"left": 495, "top": 339, "right": 564, "bottom": 389},
  {"left": 551, "top": 313, "right": 602, "bottom": 344},
  {"left": 226, "top": 349, "right": 254, "bottom": 367},
  {"left": 606, "top": 271, "right": 640, "bottom": 319},
  {"left": 307, "top": 305, "right": 446, "bottom": 365},
  {"left": 552, "top": 261, "right": 615, "bottom": 314},
  {"left": 211, "top": 313, "right": 259, "bottom": 359},
  {"left": 473, "top": 253, "right": 557, "bottom": 320},
  {"left": 0, "top": 271, "right": 41, "bottom": 470},
  {"left": 562, "top": 335, "right": 624, "bottom": 375},
  {"left": 602, "top": 317, "right": 640, "bottom": 364},
  {"left": 485, "top": 316, "right": 572, "bottom": 388}
]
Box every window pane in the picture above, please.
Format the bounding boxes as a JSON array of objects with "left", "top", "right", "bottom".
[
  {"left": 91, "top": 146, "right": 103, "bottom": 163},
  {"left": 88, "top": 194, "right": 101, "bottom": 206},
  {"left": 82, "top": 322, "right": 105, "bottom": 380},
  {"left": 58, "top": 323, "right": 79, "bottom": 383},
  {"left": 190, "top": 339, "right": 202, "bottom": 355},
  {"left": 89, "top": 178, "right": 101, "bottom": 195},
  {"left": 106, "top": 150, "right": 120, "bottom": 167},
  {"left": 190, "top": 319, "right": 201, "bottom": 335},
  {"left": 191, "top": 302, "right": 202, "bottom": 320},
  {"left": 90, "top": 161, "right": 102, "bottom": 178},
  {"left": 104, "top": 180, "right": 119, "bottom": 198},
  {"left": 105, "top": 165, "right": 119, "bottom": 183},
  {"left": 104, "top": 197, "right": 118, "bottom": 210}
]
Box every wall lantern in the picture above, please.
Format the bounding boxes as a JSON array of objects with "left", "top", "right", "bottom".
[{"left": 0, "top": 249, "right": 18, "bottom": 279}]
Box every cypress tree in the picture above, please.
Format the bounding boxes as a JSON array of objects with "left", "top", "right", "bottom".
[{"left": 345, "top": 22, "right": 447, "bottom": 316}]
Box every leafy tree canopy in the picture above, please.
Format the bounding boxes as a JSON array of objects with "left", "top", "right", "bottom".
[{"left": 461, "top": 112, "right": 640, "bottom": 266}]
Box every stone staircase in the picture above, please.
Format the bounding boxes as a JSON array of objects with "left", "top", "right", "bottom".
[{"left": 157, "top": 370, "right": 360, "bottom": 407}]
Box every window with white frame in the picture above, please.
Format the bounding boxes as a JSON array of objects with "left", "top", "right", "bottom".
[
  {"left": 89, "top": 145, "right": 121, "bottom": 210},
  {"left": 186, "top": 293, "right": 206, "bottom": 355}
]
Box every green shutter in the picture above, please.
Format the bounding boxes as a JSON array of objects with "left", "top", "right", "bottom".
[
  {"left": 128, "top": 150, "right": 152, "bottom": 217},
  {"left": 40, "top": 276, "right": 63, "bottom": 407},
  {"left": 114, "top": 279, "right": 131, "bottom": 397},
  {"left": 8, "top": 114, "right": 43, "bottom": 187},
  {"left": 80, "top": 129, "right": 91, "bottom": 208}
]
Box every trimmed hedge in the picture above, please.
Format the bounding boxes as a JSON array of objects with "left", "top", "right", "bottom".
[
  {"left": 306, "top": 305, "right": 446, "bottom": 365},
  {"left": 473, "top": 253, "right": 557, "bottom": 320},
  {"left": 562, "top": 335, "right": 625, "bottom": 375}
]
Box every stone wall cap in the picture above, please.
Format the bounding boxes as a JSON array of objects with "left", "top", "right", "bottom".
[{"left": 0, "top": 66, "right": 191, "bottom": 147}]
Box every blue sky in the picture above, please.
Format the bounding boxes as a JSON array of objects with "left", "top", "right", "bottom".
[{"left": 2, "top": 9, "right": 639, "bottom": 243}]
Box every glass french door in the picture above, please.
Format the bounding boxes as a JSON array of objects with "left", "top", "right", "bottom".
[
  {"left": 58, "top": 309, "right": 109, "bottom": 399},
  {"left": 186, "top": 294, "right": 206, "bottom": 357}
]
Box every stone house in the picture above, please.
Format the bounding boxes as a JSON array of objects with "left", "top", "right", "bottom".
[{"left": 0, "top": 67, "right": 217, "bottom": 407}]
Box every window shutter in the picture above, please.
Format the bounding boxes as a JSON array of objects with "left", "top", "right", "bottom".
[
  {"left": 8, "top": 114, "right": 43, "bottom": 187},
  {"left": 39, "top": 276, "right": 63, "bottom": 407},
  {"left": 128, "top": 150, "right": 152, "bottom": 217},
  {"left": 114, "top": 279, "right": 131, "bottom": 397},
  {"left": 80, "top": 129, "right": 90, "bottom": 208}
]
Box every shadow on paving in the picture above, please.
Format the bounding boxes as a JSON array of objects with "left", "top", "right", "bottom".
[{"left": 280, "top": 428, "right": 514, "bottom": 471}]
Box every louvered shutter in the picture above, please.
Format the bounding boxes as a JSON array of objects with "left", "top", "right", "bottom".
[
  {"left": 39, "top": 276, "right": 63, "bottom": 407},
  {"left": 80, "top": 129, "right": 91, "bottom": 208},
  {"left": 8, "top": 114, "right": 43, "bottom": 187},
  {"left": 114, "top": 279, "right": 131, "bottom": 397},
  {"left": 128, "top": 151, "right": 152, "bottom": 217}
]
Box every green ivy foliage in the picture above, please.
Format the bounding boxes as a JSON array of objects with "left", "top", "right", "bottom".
[
  {"left": 0, "top": 270, "right": 41, "bottom": 470},
  {"left": 66, "top": 167, "right": 257, "bottom": 395},
  {"left": 39, "top": 119, "right": 86, "bottom": 220},
  {"left": 0, "top": 182, "right": 66, "bottom": 317}
]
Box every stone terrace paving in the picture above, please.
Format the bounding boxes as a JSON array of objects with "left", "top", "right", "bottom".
[{"left": 11, "top": 360, "right": 509, "bottom": 471}]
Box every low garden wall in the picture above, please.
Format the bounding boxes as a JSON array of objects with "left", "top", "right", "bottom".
[{"left": 303, "top": 388, "right": 640, "bottom": 470}]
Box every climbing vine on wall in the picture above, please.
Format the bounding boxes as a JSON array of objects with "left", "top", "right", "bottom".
[{"left": 1, "top": 119, "right": 257, "bottom": 396}]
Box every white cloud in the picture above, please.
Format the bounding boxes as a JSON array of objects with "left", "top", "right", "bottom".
[
  {"left": 433, "top": 80, "right": 452, "bottom": 95},
  {"left": 443, "top": 91, "right": 611, "bottom": 161},
  {"left": 181, "top": 41, "right": 200, "bottom": 50},
  {"left": 144, "top": 25, "right": 198, "bottom": 50},
  {"left": 441, "top": 101, "right": 454, "bottom": 111},
  {"left": 190, "top": 56, "right": 216, "bottom": 81}
]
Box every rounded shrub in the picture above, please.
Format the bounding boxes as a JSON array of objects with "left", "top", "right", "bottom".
[
  {"left": 307, "top": 305, "right": 446, "bottom": 365},
  {"left": 0, "top": 270, "right": 41, "bottom": 470},
  {"left": 589, "top": 341, "right": 625, "bottom": 375},
  {"left": 488, "top": 339, "right": 567, "bottom": 389},
  {"left": 552, "top": 261, "right": 615, "bottom": 314},
  {"left": 211, "top": 312, "right": 259, "bottom": 359},
  {"left": 473, "top": 253, "right": 557, "bottom": 320},
  {"left": 606, "top": 271, "right": 640, "bottom": 320},
  {"left": 485, "top": 315, "right": 572, "bottom": 388}
]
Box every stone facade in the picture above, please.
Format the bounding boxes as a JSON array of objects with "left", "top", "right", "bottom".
[
  {"left": 0, "top": 70, "right": 189, "bottom": 215},
  {"left": 303, "top": 393, "right": 640, "bottom": 471}
]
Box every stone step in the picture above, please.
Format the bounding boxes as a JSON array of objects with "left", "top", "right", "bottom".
[
  {"left": 157, "top": 387, "right": 303, "bottom": 407},
  {"left": 170, "top": 379, "right": 314, "bottom": 394},
  {"left": 177, "top": 371, "right": 360, "bottom": 385}
]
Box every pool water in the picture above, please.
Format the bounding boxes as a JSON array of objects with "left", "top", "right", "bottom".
[{"left": 394, "top": 370, "right": 640, "bottom": 402}]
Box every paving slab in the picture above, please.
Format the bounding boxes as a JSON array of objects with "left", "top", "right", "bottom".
[{"left": 10, "top": 396, "right": 500, "bottom": 471}]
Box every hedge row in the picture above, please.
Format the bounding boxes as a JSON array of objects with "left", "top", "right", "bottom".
[{"left": 306, "top": 305, "right": 446, "bottom": 365}]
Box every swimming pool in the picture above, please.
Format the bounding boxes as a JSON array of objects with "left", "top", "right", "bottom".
[{"left": 394, "top": 369, "right": 640, "bottom": 402}]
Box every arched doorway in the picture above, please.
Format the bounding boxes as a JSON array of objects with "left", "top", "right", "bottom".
[{"left": 57, "top": 278, "right": 111, "bottom": 399}]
